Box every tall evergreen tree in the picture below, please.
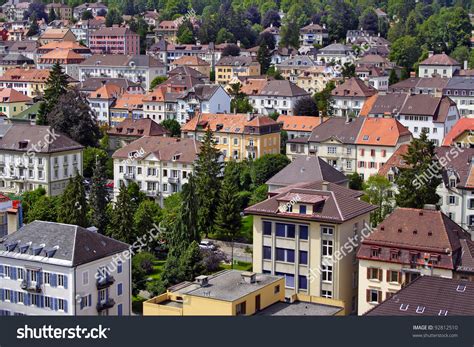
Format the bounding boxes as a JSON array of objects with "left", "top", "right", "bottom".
[
  {"left": 194, "top": 128, "right": 222, "bottom": 237},
  {"left": 395, "top": 130, "right": 442, "bottom": 208},
  {"left": 27, "top": 13, "right": 39, "bottom": 37},
  {"left": 107, "top": 185, "right": 135, "bottom": 244},
  {"left": 257, "top": 42, "right": 271, "bottom": 74},
  {"left": 38, "top": 62, "right": 68, "bottom": 125},
  {"left": 89, "top": 157, "right": 109, "bottom": 233},
  {"left": 215, "top": 175, "right": 242, "bottom": 240},
  {"left": 180, "top": 241, "right": 205, "bottom": 281},
  {"left": 58, "top": 173, "right": 88, "bottom": 227},
  {"left": 48, "top": 7, "right": 57, "bottom": 22},
  {"left": 133, "top": 200, "right": 162, "bottom": 240}
]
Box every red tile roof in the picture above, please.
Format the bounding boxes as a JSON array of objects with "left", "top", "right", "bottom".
[
  {"left": 356, "top": 118, "right": 411, "bottom": 147},
  {"left": 442, "top": 118, "right": 474, "bottom": 146}
]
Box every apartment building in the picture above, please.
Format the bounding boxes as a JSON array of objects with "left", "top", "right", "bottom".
[
  {"left": 87, "top": 83, "right": 124, "bottom": 124},
  {"left": 389, "top": 76, "right": 449, "bottom": 96},
  {"left": 89, "top": 27, "right": 140, "bottom": 55},
  {"left": 73, "top": 2, "right": 108, "bottom": 19},
  {"left": 107, "top": 118, "right": 169, "bottom": 151},
  {"left": 0, "top": 220, "right": 130, "bottom": 316},
  {"left": 357, "top": 207, "right": 472, "bottom": 315},
  {"left": 277, "top": 115, "right": 326, "bottom": 139},
  {"left": 169, "top": 56, "right": 211, "bottom": 78},
  {"left": 0, "top": 88, "right": 31, "bottom": 118},
  {"left": 37, "top": 49, "right": 86, "bottom": 80},
  {"left": 296, "top": 66, "right": 340, "bottom": 94},
  {"left": 215, "top": 56, "right": 261, "bottom": 84},
  {"left": 109, "top": 93, "right": 144, "bottom": 125},
  {"left": 155, "top": 21, "right": 179, "bottom": 42},
  {"left": 71, "top": 18, "right": 106, "bottom": 47},
  {"left": 248, "top": 80, "right": 310, "bottom": 116},
  {"left": 331, "top": 77, "right": 377, "bottom": 117},
  {"left": 443, "top": 77, "right": 474, "bottom": 117},
  {"left": 317, "top": 43, "right": 354, "bottom": 65},
  {"left": 0, "top": 69, "right": 50, "bottom": 98},
  {"left": 299, "top": 23, "right": 328, "bottom": 47},
  {"left": 78, "top": 55, "right": 166, "bottom": 90},
  {"left": 276, "top": 56, "right": 319, "bottom": 83},
  {"left": 45, "top": 3, "right": 72, "bottom": 20},
  {"left": 0, "top": 124, "right": 83, "bottom": 196},
  {"left": 38, "top": 29, "right": 76, "bottom": 46},
  {"left": 112, "top": 136, "right": 200, "bottom": 203},
  {"left": 0, "top": 53, "right": 34, "bottom": 75},
  {"left": 181, "top": 113, "right": 281, "bottom": 161},
  {"left": 442, "top": 118, "right": 474, "bottom": 147},
  {"left": 418, "top": 52, "right": 461, "bottom": 78},
  {"left": 246, "top": 184, "right": 376, "bottom": 314}
]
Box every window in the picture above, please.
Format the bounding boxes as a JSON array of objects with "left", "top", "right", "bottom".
[
  {"left": 117, "top": 261, "right": 123, "bottom": 274},
  {"left": 117, "top": 283, "right": 123, "bottom": 296},
  {"left": 275, "top": 223, "right": 295, "bottom": 238},
  {"left": 368, "top": 268, "right": 381, "bottom": 280},
  {"left": 298, "top": 275, "right": 308, "bottom": 290},
  {"left": 58, "top": 299, "right": 65, "bottom": 311},
  {"left": 322, "top": 265, "right": 332, "bottom": 283},
  {"left": 322, "top": 240, "right": 333, "bottom": 256},
  {"left": 388, "top": 270, "right": 400, "bottom": 283},
  {"left": 44, "top": 272, "right": 51, "bottom": 285},
  {"left": 118, "top": 304, "right": 123, "bottom": 316},
  {"left": 299, "top": 205, "right": 307, "bottom": 214},
  {"left": 449, "top": 178, "right": 456, "bottom": 188},
  {"left": 321, "top": 226, "right": 333, "bottom": 236},
  {"left": 57, "top": 274, "right": 65, "bottom": 287},
  {"left": 448, "top": 195, "right": 456, "bottom": 205},
  {"left": 263, "top": 246, "right": 271, "bottom": 260},
  {"left": 82, "top": 271, "right": 88, "bottom": 286},
  {"left": 4, "top": 266, "right": 11, "bottom": 278},
  {"left": 321, "top": 290, "right": 332, "bottom": 298},
  {"left": 236, "top": 301, "right": 246, "bottom": 315},
  {"left": 295, "top": 249, "right": 307, "bottom": 264},
  {"left": 367, "top": 289, "right": 381, "bottom": 303},
  {"left": 276, "top": 248, "right": 295, "bottom": 263},
  {"left": 18, "top": 292, "right": 24, "bottom": 304},
  {"left": 299, "top": 225, "right": 308, "bottom": 240},
  {"left": 327, "top": 146, "right": 336, "bottom": 154},
  {"left": 263, "top": 221, "right": 272, "bottom": 235},
  {"left": 274, "top": 285, "right": 280, "bottom": 294},
  {"left": 275, "top": 273, "right": 295, "bottom": 288}
]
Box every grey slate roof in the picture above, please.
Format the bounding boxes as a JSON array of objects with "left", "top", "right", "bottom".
[
  {"left": 308, "top": 117, "right": 365, "bottom": 144},
  {"left": 266, "top": 156, "right": 348, "bottom": 187},
  {"left": 0, "top": 221, "right": 129, "bottom": 267},
  {"left": 259, "top": 80, "right": 309, "bottom": 97},
  {"left": 81, "top": 54, "right": 164, "bottom": 68},
  {"left": 258, "top": 301, "right": 343, "bottom": 316},
  {"left": 365, "top": 276, "right": 474, "bottom": 316},
  {"left": 444, "top": 76, "right": 474, "bottom": 91}
]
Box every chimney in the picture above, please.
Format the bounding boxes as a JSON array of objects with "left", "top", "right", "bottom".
[
  {"left": 236, "top": 40, "right": 241, "bottom": 48},
  {"left": 464, "top": 60, "right": 468, "bottom": 70},
  {"left": 423, "top": 204, "right": 437, "bottom": 211},
  {"left": 241, "top": 271, "right": 257, "bottom": 284},
  {"left": 428, "top": 51, "right": 434, "bottom": 58},
  {"left": 195, "top": 275, "right": 209, "bottom": 287},
  {"left": 321, "top": 181, "right": 328, "bottom": 191}
]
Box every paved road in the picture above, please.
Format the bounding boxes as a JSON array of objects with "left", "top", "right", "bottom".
[{"left": 204, "top": 239, "right": 253, "bottom": 263}]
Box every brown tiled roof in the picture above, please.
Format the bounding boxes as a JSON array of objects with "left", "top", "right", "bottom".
[
  {"left": 308, "top": 117, "right": 364, "bottom": 144},
  {"left": 38, "top": 48, "right": 85, "bottom": 61},
  {"left": 266, "top": 156, "right": 348, "bottom": 187},
  {"left": 277, "top": 115, "right": 326, "bottom": 132},
  {"left": 442, "top": 118, "right": 474, "bottom": 146},
  {"left": 399, "top": 94, "right": 456, "bottom": 123},
  {"left": 90, "top": 83, "right": 123, "bottom": 99},
  {"left": 216, "top": 56, "right": 258, "bottom": 67},
  {"left": 0, "top": 88, "right": 31, "bottom": 103},
  {"left": 244, "top": 187, "right": 376, "bottom": 223},
  {"left": 172, "top": 56, "right": 209, "bottom": 67},
  {"left": 457, "top": 239, "right": 474, "bottom": 274},
  {"left": 436, "top": 147, "right": 474, "bottom": 189},
  {"left": 331, "top": 77, "right": 377, "bottom": 97},
  {"left": 366, "top": 93, "right": 408, "bottom": 115},
  {"left": 357, "top": 208, "right": 469, "bottom": 270},
  {"left": 111, "top": 93, "right": 143, "bottom": 110},
  {"left": 420, "top": 53, "right": 460, "bottom": 66},
  {"left": 239, "top": 78, "right": 268, "bottom": 96},
  {"left": 168, "top": 66, "right": 207, "bottom": 79},
  {"left": 38, "top": 41, "right": 89, "bottom": 51},
  {"left": 378, "top": 144, "right": 409, "bottom": 176},
  {"left": 259, "top": 80, "right": 309, "bottom": 97},
  {"left": 365, "top": 276, "right": 474, "bottom": 316},
  {"left": 356, "top": 118, "right": 411, "bottom": 146},
  {"left": 0, "top": 68, "right": 50, "bottom": 82},
  {"left": 269, "top": 180, "right": 363, "bottom": 199},
  {"left": 107, "top": 118, "right": 169, "bottom": 137},
  {"left": 112, "top": 136, "right": 200, "bottom": 164},
  {"left": 40, "top": 28, "right": 73, "bottom": 39},
  {"left": 0, "top": 124, "right": 82, "bottom": 153},
  {"left": 359, "top": 94, "right": 378, "bottom": 116}
]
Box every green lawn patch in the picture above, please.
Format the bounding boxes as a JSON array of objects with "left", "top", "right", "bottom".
[{"left": 220, "top": 261, "right": 252, "bottom": 272}]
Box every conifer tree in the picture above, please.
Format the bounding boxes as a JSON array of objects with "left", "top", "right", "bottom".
[
  {"left": 37, "top": 62, "right": 68, "bottom": 125},
  {"left": 180, "top": 241, "right": 205, "bottom": 281},
  {"left": 107, "top": 184, "right": 135, "bottom": 244},
  {"left": 214, "top": 175, "right": 242, "bottom": 241},
  {"left": 58, "top": 173, "right": 88, "bottom": 227},
  {"left": 89, "top": 158, "right": 109, "bottom": 233}
]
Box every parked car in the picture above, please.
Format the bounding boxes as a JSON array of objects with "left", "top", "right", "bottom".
[{"left": 199, "top": 240, "right": 216, "bottom": 250}]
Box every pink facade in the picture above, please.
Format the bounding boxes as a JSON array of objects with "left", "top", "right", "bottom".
[{"left": 90, "top": 28, "right": 140, "bottom": 55}]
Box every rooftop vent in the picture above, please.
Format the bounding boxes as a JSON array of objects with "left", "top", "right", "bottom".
[
  {"left": 456, "top": 284, "right": 466, "bottom": 293},
  {"left": 400, "top": 304, "right": 409, "bottom": 311},
  {"left": 241, "top": 271, "right": 257, "bottom": 284},
  {"left": 5, "top": 241, "right": 17, "bottom": 251},
  {"left": 32, "top": 243, "right": 45, "bottom": 256},
  {"left": 195, "top": 275, "right": 209, "bottom": 287},
  {"left": 44, "top": 245, "right": 59, "bottom": 258}
]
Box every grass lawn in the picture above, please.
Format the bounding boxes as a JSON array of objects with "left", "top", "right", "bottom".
[
  {"left": 149, "top": 260, "right": 166, "bottom": 280},
  {"left": 220, "top": 261, "right": 252, "bottom": 272},
  {"left": 239, "top": 215, "right": 253, "bottom": 243},
  {"left": 132, "top": 296, "right": 146, "bottom": 315}
]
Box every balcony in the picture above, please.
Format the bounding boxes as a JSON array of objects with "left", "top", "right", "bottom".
[
  {"left": 96, "top": 274, "right": 115, "bottom": 290},
  {"left": 168, "top": 177, "right": 180, "bottom": 184},
  {"left": 146, "top": 190, "right": 159, "bottom": 196},
  {"left": 246, "top": 145, "right": 256, "bottom": 152},
  {"left": 123, "top": 173, "right": 135, "bottom": 180},
  {"left": 21, "top": 280, "right": 42, "bottom": 293},
  {"left": 96, "top": 298, "right": 115, "bottom": 312}
]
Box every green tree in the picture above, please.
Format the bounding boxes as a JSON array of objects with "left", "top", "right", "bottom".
[
  {"left": 83, "top": 147, "right": 108, "bottom": 178},
  {"left": 22, "top": 187, "right": 47, "bottom": 223},
  {"left": 89, "top": 157, "right": 109, "bottom": 234},
  {"left": 47, "top": 88, "right": 101, "bottom": 147},
  {"left": 389, "top": 35, "right": 421, "bottom": 70},
  {"left": 37, "top": 62, "right": 69, "bottom": 124},
  {"left": 27, "top": 195, "right": 59, "bottom": 222},
  {"left": 105, "top": 8, "right": 123, "bottom": 27},
  {"left": 58, "top": 174, "right": 88, "bottom": 227},
  {"left": 194, "top": 128, "right": 222, "bottom": 237},
  {"left": 180, "top": 241, "right": 205, "bottom": 281},
  {"left": 177, "top": 20, "right": 195, "bottom": 44},
  {"left": 107, "top": 184, "right": 135, "bottom": 244},
  {"left": 48, "top": 7, "right": 57, "bottom": 22},
  {"left": 314, "top": 81, "right": 336, "bottom": 116},
  {"left": 395, "top": 130, "right": 442, "bottom": 208},
  {"left": 81, "top": 10, "right": 93, "bottom": 20},
  {"left": 359, "top": 7, "right": 378, "bottom": 33},
  {"left": 249, "top": 184, "right": 268, "bottom": 205},
  {"left": 257, "top": 42, "right": 271, "bottom": 74},
  {"left": 214, "top": 174, "right": 242, "bottom": 242},
  {"left": 27, "top": 13, "right": 39, "bottom": 37},
  {"left": 451, "top": 45, "right": 470, "bottom": 65},
  {"left": 216, "top": 28, "right": 235, "bottom": 44},
  {"left": 293, "top": 96, "right": 318, "bottom": 116},
  {"left": 388, "top": 69, "right": 399, "bottom": 85},
  {"left": 279, "top": 19, "right": 300, "bottom": 48},
  {"left": 322, "top": 0, "right": 358, "bottom": 42},
  {"left": 251, "top": 154, "right": 290, "bottom": 186},
  {"left": 150, "top": 76, "right": 167, "bottom": 90},
  {"left": 229, "top": 83, "right": 253, "bottom": 113},
  {"left": 133, "top": 200, "right": 162, "bottom": 241},
  {"left": 160, "top": 119, "right": 181, "bottom": 137},
  {"left": 348, "top": 172, "right": 364, "bottom": 191},
  {"left": 362, "top": 175, "right": 394, "bottom": 226}
]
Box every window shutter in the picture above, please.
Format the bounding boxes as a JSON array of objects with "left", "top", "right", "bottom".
[
  {"left": 64, "top": 300, "right": 68, "bottom": 313},
  {"left": 64, "top": 276, "right": 68, "bottom": 289},
  {"left": 37, "top": 272, "right": 41, "bottom": 284},
  {"left": 366, "top": 268, "right": 370, "bottom": 279},
  {"left": 53, "top": 298, "right": 58, "bottom": 311},
  {"left": 39, "top": 296, "right": 44, "bottom": 308},
  {"left": 88, "top": 294, "right": 92, "bottom": 307},
  {"left": 0, "top": 289, "right": 5, "bottom": 301},
  {"left": 378, "top": 269, "right": 382, "bottom": 281},
  {"left": 51, "top": 274, "right": 57, "bottom": 287},
  {"left": 398, "top": 272, "right": 403, "bottom": 284},
  {"left": 0, "top": 265, "right": 3, "bottom": 278},
  {"left": 12, "top": 291, "right": 17, "bottom": 303},
  {"left": 25, "top": 293, "right": 29, "bottom": 306},
  {"left": 386, "top": 270, "right": 390, "bottom": 282},
  {"left": 377, "top": 291, "right": 382, "bottom": 303},
  {"left": 80, "top": 297, "right": 84, "bottom": 310},
  {"left": 11, "top": 267, "right": 16, "bottom": 280},
  {"left": 366, "top": 289, "right": 370, "bottom": 302}
]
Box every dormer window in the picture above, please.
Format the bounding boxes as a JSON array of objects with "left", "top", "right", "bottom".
[
  {"left": 449, "top": 178, "right": 456, "bottom": 188},
  {"left": 18, "top": 141, "right": 28, "bottom": 149},
  {"left": 370, "top": 247, "right": 381, "bottom": 257},
  {"left": 299, "top": 205, "right": 307, "bottom": 214}
]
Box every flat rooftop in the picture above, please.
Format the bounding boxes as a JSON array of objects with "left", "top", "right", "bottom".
[
  {"left": 170, "top": 270, "right": 282, "bottom": 302},
  {"left": 258, "top": 301, "right": 343, "bottom": 316}
]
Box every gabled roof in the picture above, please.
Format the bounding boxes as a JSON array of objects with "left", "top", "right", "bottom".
[
  {"left": 309, "top": 117, "right": 365, "bottom": 144},
  {"left": 0, "top": 68, "right": 50, "bottom": 82},
  {"left": 378, "top": 144, "right": 410, "bottom": 176},
  {"left": 400, "top": 94, "right": 456, "bottom": 122},
  {"left": 258, "top": 80, "right": 309, "bottom": 97},
  {"left": 266, "top": 156, "right": 348, "bottom": 187},
  {"left": 420, "top": 53, "right": 460, "bottom": 66},
  {"left": 331, "top": 77, "right": 377, "bottom": 98},
  {"left": 365, "top": 276, "right": 474, "bottom": 316},
  {"left": 111, "top": 93, "right": 143, "bottom": 110},
  {"left": 168, "top": 66, "right": 207, "bottom": 79},
  {"left": 40, "top": 28, "right": 74, "bottom": 40},
  {"left": 0, "top": 221, "right": 129, "bottom": 267},
  {"left": 216, "top": 56, "right": 258, "bottom": 67},
  {"left": 0, "top": 88, "right": 31, "bottom": 103},
  {"left": 172, "top": 56, "right": 210, "bottom": 67},
  {"left": 80, "top": 54, "right": 164, "bottom": 68},
  {"left": 107, "top": 118, "right": 169, "bottom": 137},
  {"left": 90, "top": 83, "right": 123, "bottom": 99},
  {"left": 277, "top": 115, "right": 326, "bottom": 132},
  {"left": 356, "top": 118, "right": 411, "bottom": 146},
  {"left": 442, "top": 118, "right": 474, "bottom": 146}
]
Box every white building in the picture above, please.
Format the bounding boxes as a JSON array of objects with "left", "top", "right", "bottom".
[
  {"left": 78, "top": 55, "right": 166, "bottom": 90},
  {"left": 418, "top": 52, "right": 461, "bottom": 78},
  {"left": 317, "top": 43, "right": 354, "bottom": 65},
  {"left": 331, "top": 77, "right": 377, "bottom": 117},
  {"left": 0, "top": 124, "right": 84, "bottom": 197},
  {"left": 112, "top": 137, "right": 200, "bottom": 205},
  {"left": 299, "top": 23, "right": 328, "bottom": 47},
  {"left": 443, "top": 77, "right": 474, "bottom": 118},
  {"left": 0, "top": 221, "right": 131, "bottom": 316}
]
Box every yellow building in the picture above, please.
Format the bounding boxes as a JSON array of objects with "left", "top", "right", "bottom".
[
  {"left": 143, "top": 270, "right": 346, "bottom": 316},
  {"left": 245, "top": 184, "right": 376, "bottom": 314},
  {"left": 0, "top": 69, "right": 51, "bottom": 98},
  {"left": 215, "top": 56, "right": 261, "bottom": 84},
  {"left": 181, "top": 113, "right": 282, "bottom": 161},
  {"left": 0, "top": 88, "right": 32, "bottom": 117}
]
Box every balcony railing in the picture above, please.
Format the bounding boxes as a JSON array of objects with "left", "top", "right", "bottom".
[
  {"left": 21, "top": 280, "right": 42, "bottom": 293},
  {"left": 168, "top": 177, "right": 180, "bottom": 184},
  {"left": 96, "top": 274, "right": 115, "bottom": 290},
  {"left": 96, "top": 298, "right": 115, "bottom": 312},
  {"left": 123, "top": 173, "right": 135, "bottom": 180}
]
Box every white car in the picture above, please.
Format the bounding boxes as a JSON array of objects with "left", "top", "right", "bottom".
[{"left": 199, "top": 240, "right": 216, "bottom": 250}]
